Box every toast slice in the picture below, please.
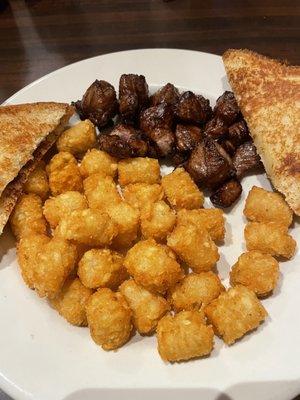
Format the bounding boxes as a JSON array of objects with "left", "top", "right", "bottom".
[
  {"left": 223, "top": 49, "right": 300, "bottom": 215},
  {"left": 0, "top": 102, "right": 74, "bottom": 234},
  {"left": 0, "top": 102, "right": 73, "bottom": 197}
]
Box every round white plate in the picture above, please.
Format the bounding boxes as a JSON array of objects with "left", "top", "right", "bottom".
[{"left": 1, "top": 49, "right": 299, "bottom": 400}]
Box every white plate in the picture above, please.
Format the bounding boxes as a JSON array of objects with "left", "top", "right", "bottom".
[{"left": 1, "top": 49, "right": 299, "bottom": 400}]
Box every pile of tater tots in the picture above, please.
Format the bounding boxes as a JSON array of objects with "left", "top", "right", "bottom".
[{"left": 10, "top": 119, "right": 296, "bottom": 362}]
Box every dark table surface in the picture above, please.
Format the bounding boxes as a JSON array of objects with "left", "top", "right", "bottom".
[{"left": 0, "top": 1, "right": 300, "bottom": 399}]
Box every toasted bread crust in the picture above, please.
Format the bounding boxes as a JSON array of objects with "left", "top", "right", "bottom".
[
  {"left": 0, "top": 102, "right": 74, "bottom": 197},
  {"left": 0, "top": 102, "right": 74, "bottom": 234},
  {"left": 223, "top": 49, "right": 300, "bottom": 215}
]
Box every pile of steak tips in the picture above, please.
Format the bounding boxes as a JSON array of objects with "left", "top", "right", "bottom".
[{"left": 73, "top": 75, "right": 263, "bottom": 208}]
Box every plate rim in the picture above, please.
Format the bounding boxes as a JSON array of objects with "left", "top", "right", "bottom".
[{"left": 2, "top": 48, "right": 221, "bottom": 106}]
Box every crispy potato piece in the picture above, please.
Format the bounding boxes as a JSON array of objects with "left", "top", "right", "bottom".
[
  {"left": 17, "top": 235, "right": 77, "bottom": 298},
  {"left": 140, "top": 200, "right": 176, "bottom": 241},
  {"left": 124, "top": 239, "right": 183, "bottom": 294},
  {"left": 119, "top": 279, "right": 170, "bottom": 334},
  {"left": 169, "top": 272, "right": 225, "bottom": 312},
  {"left": 86, "top": 288, "right": 133, "bottom": 350},
  {"left": 10, "top": 194, "right": 47, "bottom": 240},
  {"left": 34, "top": 237, "right": 77, "bottom": 298},
  {"left": 57, "top": 120, "right": 97, "bottom": 156},
  {"left": 107, "top": 201, "right": 140, "bottom": 248},
  {"left": 244, "top": 186, "right": 293, "bottom": 227},
  {"left": 50, "top": 277, "right": 93, "bottom": 326},
  {"left": 244, "top": 222, "right": 296, "bottom": 259},
  {"left": 176, "top": 208, "right": 225, "bottom": 242},
  {"left": 167, "top": 223, "right": 219, "bottom": 272},
  {"left": 230, "top": 251, "right": 279, "bottom": 297},
  {"left": 205, "top": 285, "right": 267, "bottom": 345},
  {"left": 156, "top": 310, "right": 214, "bottom": 362},
  {"left": 23, "top": 161, "right": 49, "bottom": 200},
  {"left": 55, "top": 208, "right": 117, "bottom": 246},
  {"left": 161, "top": 167, "right": 204, "bottom": 210},
  {"left": 122, "top": 183, "right": 164, "bottom": 210},
  {"left": 118, "top": 157, "right": 161, "bottom": 186},
  {"left": 79, "top": 148, "right": 118, "bottom": 178},
  {"left": 84, "top": 173, "right": 121, "bottom": 210},
  {"left": 43, "top": 191, "right": 88, "bottom": 228},
  {"left": 47, "top": 152, "right": 83, "bottom": 196},
  {"left": 17, "top": 233, "right": 50, "bottom": 288},
  {"left": 78, "top": 249, "right": 127, "bottom": 289}
]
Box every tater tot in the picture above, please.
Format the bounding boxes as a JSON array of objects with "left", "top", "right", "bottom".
[
  {"left": 43, "top": 191, "right": 88, "bottom": 228},
  {"left": 46, "top": 152, "right": 83, "bottom": 196},
  {"left": 17, "top": 233, "right": 50, "bottom": 288},
  {"left": 122, "top": 183, "right": 164, "bottom": 210},
  {"left": 78, "top": 249, "right": 127, "bottom": 289},
  {"left": 10, "top": 194, "right": 47, "bottom": 240},
  {"left": 84, "top": 173, "right": 121, "bottom": 210},
  {"left": 161, "top": 167, "right": 204, "bottom": 210},
  {"left": 230, "top": 251, "right": 279, "bottom": 297},
  {"left": 244, "top": 186, "right": 293, "bottom": 227},
  {"left": 124, "top": 239, "right": 183, "bottom": 294},
  {"left": 176, "top": 208, "right": 225, "bottom": 242},
  {"left": 156, "top": 310, "right": 214, "bottom": 362},
  {"left": 168, "top": 272, "right": 225, "bottom": 312},
  {"left": 55, "top": 208, "right": 117, "bottom": 246},
  {"left": 140, "top": 200, "right": 176, "bottom": 241},
  {"left": 244, "top": 222, "right": 296, "bottom": 259},
  {"left": 107, "top": 201, "right": 139, "bottom": 248},
  {"left": 50, "top": 277, "right": 93, "bottom": 326},
  {"left": 18, "top": 236, "right": 77, "bottom": 299},
  {"left": 34, "top": 237, "right": 77, "bottom": 298},
  {"left": 205, "top": 285, "right": 267, "bottom": 345},
  {"left": 79, "top": 149, "right": 118, "bottom": 178},
  {"left": 86, "top": 288, "right": 133, "bottom": 350},
  {"left": 57, "top": 120, "right": 97, "bottom": 156},
  {"left": 23, "top": 161, "right": 49, "bottom": 200},
  {"left": 119, "top": 279, "right": 170, "bottom": 334},
  {"left": 118, "top": 157, "right": 161, "bottom": 186},
  {"left": 167, "top": 223, "right": 219, "bottom": 272}
]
